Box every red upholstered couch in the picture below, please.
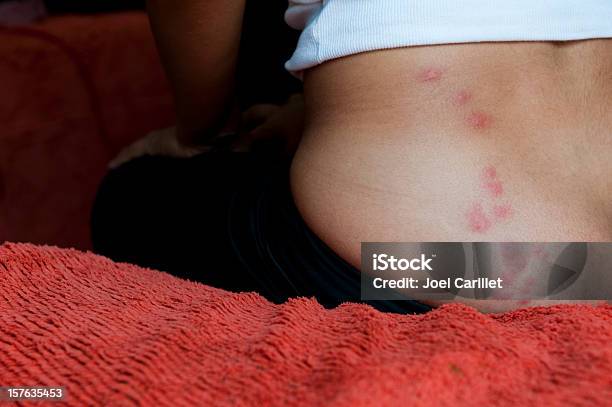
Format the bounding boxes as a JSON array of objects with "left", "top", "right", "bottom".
[{"left": 0, "top": 12, "right": 175, "bottom": 250}]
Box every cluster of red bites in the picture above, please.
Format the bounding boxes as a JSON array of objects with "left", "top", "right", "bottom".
[
  {"left": 467, "top": 167, "right": 514, "bottom": 233},
  {"left": 417, "top": 67, "right": 493, "bottom": 130},
  {"left": 468, "top": 166, "right": 514, "bottom": 233},
  {"left": 417, "top": 67, "right": 513, "bottom": 233}
]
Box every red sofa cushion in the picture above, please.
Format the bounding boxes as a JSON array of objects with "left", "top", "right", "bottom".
[{"left": 0, "top": 12, "right": 175, "bottom": 249}]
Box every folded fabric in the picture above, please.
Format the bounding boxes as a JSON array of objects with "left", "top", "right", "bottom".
[{"left": 0, "top": 243, "right": 610, "bottom": 406}]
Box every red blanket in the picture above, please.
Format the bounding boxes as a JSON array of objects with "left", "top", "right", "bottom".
[{"left": 1, "top": 243, "right": 610, "bottom": 406}]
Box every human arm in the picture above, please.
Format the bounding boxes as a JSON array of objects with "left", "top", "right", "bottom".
[{"left": 146, "top": 0, "right": 246, "bottom": 146}]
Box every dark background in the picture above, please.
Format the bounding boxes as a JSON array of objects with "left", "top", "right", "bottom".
[
  {"left": 0, "top": 0, "right": 301, "bottom": 249},
  {"left": 42, "top": 1, "right": 145, "bottom": 13},
  {"left": 36, "top": 0, "right": 302, "bottom": 107}
]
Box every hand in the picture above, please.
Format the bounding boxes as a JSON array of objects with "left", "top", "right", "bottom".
[
  {"left": 108, "top": 127, "right": 210, "bottom": 169},
  {"left": 237, "top": 94, "right": 305, "bottom": 155}
]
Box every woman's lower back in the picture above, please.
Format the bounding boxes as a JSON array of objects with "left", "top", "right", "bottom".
[{"left": 291, "top": 39, "right": 612, "bottom": 268}]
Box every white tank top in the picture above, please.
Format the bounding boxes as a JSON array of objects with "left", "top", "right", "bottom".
[{"left": 285, "top": 0, "right": 612, "bottom": 76}]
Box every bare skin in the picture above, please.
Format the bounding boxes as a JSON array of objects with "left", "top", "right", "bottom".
[
  {"left": 291, "top": 41, "right": 612, "bottom": 311},
  {"left": 146, "top": 1, "right": 610, "bottom": 311},
  {"left": 146, "top": 0, "right": 245, "bottom": 144},
  {"left": 293, "top": 40, "right": 612, "bottom": 263}
]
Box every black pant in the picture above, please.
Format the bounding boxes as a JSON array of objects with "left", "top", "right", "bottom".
[{"left": 91, "top": 151, "right": 430, "bottom": 314}]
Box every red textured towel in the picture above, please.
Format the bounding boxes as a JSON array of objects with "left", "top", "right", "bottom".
[{"left": 0, "top": 243, "right": 610, "bottom": 406}]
